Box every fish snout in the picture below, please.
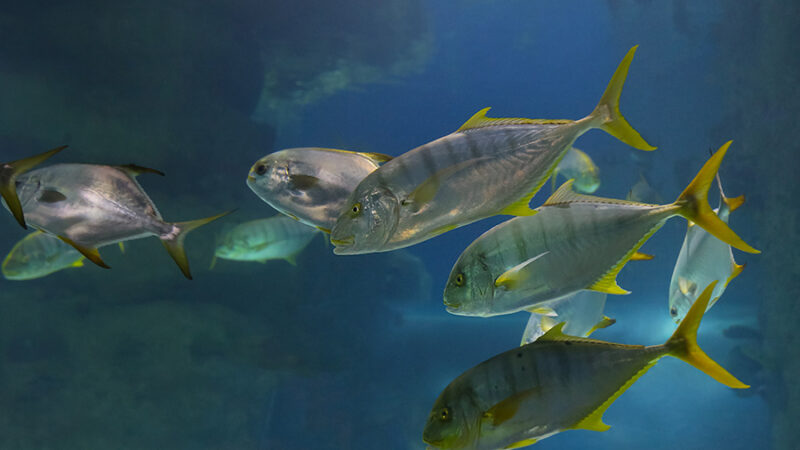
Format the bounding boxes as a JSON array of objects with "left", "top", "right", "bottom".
[{"left": 330, "top": 235, "right": 354, "bottom": 247}]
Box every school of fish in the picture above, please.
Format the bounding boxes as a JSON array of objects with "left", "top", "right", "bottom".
[{"left": 0, "top": 45, "right": 761, "bottom": 449}]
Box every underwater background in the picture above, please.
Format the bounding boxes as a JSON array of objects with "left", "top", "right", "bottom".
[{"left": 0, "top": 0, "right": 793, "bottom": 449}]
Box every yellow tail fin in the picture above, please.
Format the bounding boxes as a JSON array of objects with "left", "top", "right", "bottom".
[
  {"left": 0, "top": 145, "right": 68, "bottom": 229},
  {"left": 162, "top": 210, "right": 233, "bottom": 280},
  {"left": 674, "top": 141, "right": 759, "bottom": 254},
  {"left": 665, "top": 281, "right": 749, "bottom": 389},
  {"left": 591, "top": 46, "right": 655, "bottom": 151}
]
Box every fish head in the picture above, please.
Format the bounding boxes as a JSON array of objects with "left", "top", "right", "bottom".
[
  {"left": 330, "top": 184, "right": 399, "bottom": 254},
  {"left": 9, "top": 173, "right": 44, "bottom": 211},
  {"left": 1, "top": 252, "right": 28, "bottom": 279},
  {"left": 423, "top": 387, "right": 480, "bottom": 449},
  {"left": 213, "top": 234, "right": 249, "bottom": 260},
  {"left": 668, "top": 287, "right": 694, "bottom": 324},
  {"left": 443, "top": 252, "right": 494, "bottom": 316},
  {"left": 574, "top": 168, "right": 600, "bottom": 194},
  {"left": 247, "top": 153, "right": 290, "bottom": 201}
]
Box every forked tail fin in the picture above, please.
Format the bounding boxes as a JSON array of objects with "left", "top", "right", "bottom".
[
  {"left": 589, "top": 46, "right": 655, "bottom": 151},
  {"left": 665, "top": 281, "right": 749, "bottom": 389},
  {"left": 673, "top": 141, "right": 759, "bottom": 254},
  {"left": 161, "top": 210, "right": 233, "bottom": 280}
]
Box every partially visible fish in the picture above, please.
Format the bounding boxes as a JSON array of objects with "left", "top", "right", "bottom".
[
  {"left": 213, "top": 215, "right": 319, "bottom": 265},
  {"left": 246, "top": 147, "right": 392, "bottom": 233},
  {"left": 668, "top": 174, "right": 746, "bottom": 323},
  {"left": 626, "top": 172, "right": 663, "bottom": 204},
  {"left": 4, "top": 163, "right": 229, "bottom": 279},
  {"left": 2, "top": 231, "right": 83, "bottom": 280},
  {"left": 423, "top": 282, "right": 747, "bottom": 449},
  {"left": 331, "top": 46, "right": 654, "bottom": 255},
  {"left": 551, "top": 147, "right": 600, "bottom": 193},
  {"left": 444, "top": 142, "right": 759, "bottom": 317},
  {"left": 520, "top": 291, "right": 614, "bottom": 345}
]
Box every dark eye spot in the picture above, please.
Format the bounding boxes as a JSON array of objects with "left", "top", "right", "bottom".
[
  {"left": 454, "top": 273, "right": 465, "bottom": 287},
  {"left": 351, "top": 203, "right": 361, "bottom": 215},
  {"left": 670, "top": 307, "right": 677, "bottom": 317},
  {"left": 255, "top": 164, "right": 267, "bottom": 175},
  {"left": 440, "top": 407, "right": 450, "bottom": 422}
]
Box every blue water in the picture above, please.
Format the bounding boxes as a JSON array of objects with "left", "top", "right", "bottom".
[{"left": 0, "top": 1, "right": 777, "bottom": 449}]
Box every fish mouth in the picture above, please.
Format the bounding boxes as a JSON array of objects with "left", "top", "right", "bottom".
[
  {"left": 330, "top": 236, "right": 354, "bottom": 246},
  {"left": 247, "top": 175, "right": 256, "bottom": 182}
]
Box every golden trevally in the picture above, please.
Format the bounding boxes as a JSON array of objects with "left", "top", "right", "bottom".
[
  {"left": 668, "top": 174, "right": 746, "bottom": 323},
  {"left": 551, "top": 147, "right": 600, "bottom": 194},
  {"left": 520, "top": 290, "right": 614, "bottom": 345},
  {"left": 444, "top": 142, "right": 758, "bottom": 317},
  {"left": 330, "top": 46, "right": 654, "bottom": 255},
  {"left": 213, "top": 215, "right": 320, "bottom": 266},
  {"left": 3, "top": 163, "right": 229, "bottom": 279},
  {"left": 2, "top": 231, "right": 84, "bottom": 280},
  {"left": 423, "top": 282, "right": 747, "bottom": 450},
  {"left": 246, "top": 147, "right": 392, "bottom": 233}
]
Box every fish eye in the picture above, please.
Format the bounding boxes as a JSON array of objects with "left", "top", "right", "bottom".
[
  {"left": 454, "top": 273, "right": 465, "bottom": 287},
  {"left": 350, "top": 202, "right": 362, "bottom": 216},
  {"left": 669, "top": 306, "right": 677, "bottom": 317},
  {"left": 440, "top": 407, "right": 451, "bottom": 422},
  {"left": 255, "top": 164, "right": 268, "bottom": 176}
]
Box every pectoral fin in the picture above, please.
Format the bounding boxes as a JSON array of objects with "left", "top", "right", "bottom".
[
  {"left": 57, "top": 236, "right": 110, "bottom": 269},
  {"left": 678, "top": 277, "right": 697, "bottom": 296},
  {"left": 483, "top": 387, "right": 541, "bottom": 427},
  {"left": 495, "top": 252, "right": 549, "bottom": 290}
]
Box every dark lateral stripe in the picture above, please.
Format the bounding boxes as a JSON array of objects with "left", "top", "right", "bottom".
[
  {"left": 420, "top": 143, "right": 439, "bottom": 177},
  {"left": 464, "top": 133, "right": 483, "bottom": 159},
  {"left": 442, "top": 137, "right": 457, "bottom": 166}
]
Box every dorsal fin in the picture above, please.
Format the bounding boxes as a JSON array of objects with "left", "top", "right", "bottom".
[
  {"left": 545, "top": 180, "right": 653, "bottom": 207},
  {"left": 457, "top": 107, "right": 572, "bottom": 132},
  {"left": 117, "top": 164, "right": 165, "bottom": 177},
  {"left": 536, "top": 322, "right": 609, "bottom": 344},
  {"left": 360, "top": 152, "right": 393, "bottom": 164}
]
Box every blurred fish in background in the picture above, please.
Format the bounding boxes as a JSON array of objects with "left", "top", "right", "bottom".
[
  {"left": 2, "top": 231, "right": 84, "bottom": 280},
  {"left": 551, "top": 147, "right": 601, "bottom": 194},
  {"left": 520, "top": 290, "right": 614, "bottom": 344},
  {"left": 213, "top": 215, "right": 320, "bottom": 266}
]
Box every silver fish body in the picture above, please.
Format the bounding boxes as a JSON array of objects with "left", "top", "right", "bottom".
[
  {"left": 444, "top": 195, "right": 674, "bottom": 317},
  {"left": 2, "top": 231, "right": 83, "bottom": 280},
  {"left": 214, "top": 215, "right": 319, "bottom": 264},
  {"left": 521, "top": 290, "right": 609, "bottom": 344},
  {"left": 11, "top": 164, "right": 173, "bottom": 248},
  {"left": 246, "top": 148, "right": 389, "bottom": 232},
  {"left": 331, "top": 46, "right": 655, "bottom": 255}
]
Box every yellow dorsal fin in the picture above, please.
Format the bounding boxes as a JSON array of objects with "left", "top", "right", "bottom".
[
  {"left": 630, "top": 251, "right": 653, "bottom": 261},
  {"left": 360, "top": 152, "right": 393, "bottom": 164},
  {"left": 544, "top": 180, "right": 654, "bottom": 207},
  {"left": 457, "top": 107, "right": 572, "bottom": 132},
  {"left": 504, "top": 438, "right": 538, "bottom": 449},
  {"left": 587, "top": 271, "right": 630, "bottom": 295},
  {"left": 536, "top": 322, "right": 608, "bottom": 344},
  {"left": 725, "top": 263, "right": 746, "bottom": 287},
  {"left": 483, "top": 387, "right": 541, "bottom": 427}
]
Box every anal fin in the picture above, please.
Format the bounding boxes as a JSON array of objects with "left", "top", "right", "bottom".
[{"left": 57, "top": 235, "right": 110, "bottom": 269}]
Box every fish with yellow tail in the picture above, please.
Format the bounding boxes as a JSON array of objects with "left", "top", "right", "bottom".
[
  {"left": 4, "top": 162, "right": 230, "bottom": 279},
  {"left": 444, "top": 141, "right": 759, "bottom": 317},
  {"left": 0, "top": 145, "right": 68, "bottom": 229},
  {"left": 423, "top": 282, "right": 748, "bottom": 449},
  {"left": 331, "top": 46, "right": 654, "bottom": 255},
  {"left": 668, "top": 173, "right": 746, "bottom": 323},
  {"left": 246, "top": 147, "right": 392, "bottom": 233},
  {"left": 520, "top": 291, "right": 614, "bottom": 345}
]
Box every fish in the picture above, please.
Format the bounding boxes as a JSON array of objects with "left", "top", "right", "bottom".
[
  {"left": 2, "top": 231, "right": 84, "bottom": 280},
  {"left": 422, "top": 282, "right": 748, "bottom": 449},
  {"left": 550, "top": 147, "right": 600, "bottom": 193},
  {"left": 626, "top": 172, "right": 663, "bottom": 204},
  {"left": 213, "top": 215, "right": 320, "bottom": 265},
  {"left": 443, "top": 141, "right": 759, "bottom": 317},
  {"left": 520, "top": 291, "right": 614, "bottom": 345},
  {"left": 246, "top": 147, "right": 392, "bottom": 233},
  {"left": 3, "top": 163, "right": 229, "bottom": 279},
  {"left": 668, "top": 174, "right": 746, "bottom": 323},
  {"left": 330, "top": 46, "right": 655, "bottom": 255},
  {"left": 0, "top": 145, "right": 68, "bottom": 228}
]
